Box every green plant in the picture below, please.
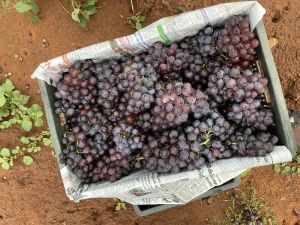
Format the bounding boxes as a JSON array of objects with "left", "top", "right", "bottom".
[
  {"left": 122, "top": 11, "right": 145, "bottom": 31},
  {"left": 114, "top": 199, "right": 127, "bottom": 211},
  {"left": 212, "top": 188, "right": 277, "bottom": 225},
  {"left": 1, "top": 0, "right": 12, "bottom": 16},
  {"left": 178, "top": 3, "right": 186, "bottom": 13},
  {"left": 240, "top": 168, "right": 251, "bottom": 177},
  {"left": 0, "top": 79, "right": 43, "bottom": 131},
  {"left": 15, "top": 0, "right": 40, "bottom": 23},
  {"left": 274, "top": 152, "right": 300, "bottom": 175},
  {"left": 71, "top": 0, "right": 98, "bottom": 28},
  {"left": 0, "top": 129, "right": 52, "bottom": 170}
]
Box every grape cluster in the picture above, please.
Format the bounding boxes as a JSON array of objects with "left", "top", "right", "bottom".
[
  {"left": 206, "top": 67, "right": 268, "bottom": 103},
  {"left": 217, "top": 16, "right": 260, "bottom": 68},
  {"left": 227, "top": 99, "right": 274, "bottom": 131},
  {"left": 54, "top": 15, "right": 278, "bottom": 184},
  {"left": 150, "top": 82, "right": 211, "bottom": 130}
]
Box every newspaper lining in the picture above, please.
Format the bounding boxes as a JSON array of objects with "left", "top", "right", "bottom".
[{"left": 32, "top": 1, "right": 293, "bottom": 204}]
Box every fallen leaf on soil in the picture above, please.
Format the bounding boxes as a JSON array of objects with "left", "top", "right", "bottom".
[
  {"left": 269, "top": 37, "right": 279, "bottom": 48},
  {"left": 294, "top": 208, "right": 300, "bottom": 217}
]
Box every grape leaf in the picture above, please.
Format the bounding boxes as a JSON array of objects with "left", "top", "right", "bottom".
[
  {"left": 0, "top": 148, "right": 10, "bottom": 157},
  {"left": 23, "top": 156, "right": 33, "bottom": 166}
]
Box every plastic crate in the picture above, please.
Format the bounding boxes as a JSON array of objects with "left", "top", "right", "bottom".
[{"left": 38, "top": 19, "right": 297, "bottom": 216}]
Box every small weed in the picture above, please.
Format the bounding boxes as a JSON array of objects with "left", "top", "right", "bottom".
[
  {"left": 178, "top": 3, "right": 186, "bottom": 13},
  {"left": 1, "top": 0, "right": 12, "bottom": 16},
  {"left": 240, "top": 168, "right": 251, "bottom": 178},
  {"left": 121, "top": 11, "right": 145, "bottom": 31},
  {"left": 274, "top": 152, "right": 300, "bottom": 175},
  {"left": 0, "top": 129, "right": 52, "bottom": 170},
  {"left": 71, "top": 0, "right": 98, "bottom": 28},
  {"left": 15, "top": 0, "right": 40, "bottom": 23},
  {"left": 0, "top": 79, "right": 44, "bottom": 131},
  {"left": 114, "top": 199, "right": 127, "bottom": 211},
  {"left": 212, "top": 187, "right": 277, "bottom": 225}
]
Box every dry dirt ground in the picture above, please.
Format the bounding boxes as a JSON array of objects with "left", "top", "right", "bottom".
[{"left": 0, "top": 0, "right": 299, "bottom": 225}]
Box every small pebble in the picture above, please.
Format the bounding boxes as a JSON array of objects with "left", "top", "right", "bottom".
[
  {"left": 43, "top": 38, "right": 49, "bottom": 48},
  {"left": 14, "top": 54, "right": 19, "bottom": 58},
  {"left": 207, "top": 198, "right": 213, "bottom": 205},
  {"left": 294, "top": 208, "right": 300, "bottom": 217},
  {"left": 205, "top": 218, "right": 209, "bottom": 222},
  {"left": 25, "top": 84, "right": 30, "bottom": 89},
  {"left": 19, "top": 57, "right": 23, "bottom": 62},
  {"left": 3, "top": 176, "right": 7, "bottom": 180}
]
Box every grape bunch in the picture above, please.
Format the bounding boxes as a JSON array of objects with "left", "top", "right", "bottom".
[
  {"left": 227, "top": 99, "right": 274, "bottom": 131},
  {"left": 206, "top": 67, "right": 268, "bottom": 103},
  {"left": 53, "top": 15, "right": 278, "bottom": 184},
  {"left": 150, "top": 82, "right": 211, "bottom": 130},
  {"left": 217, "top": 16, "right": 260, "bottom": 68}
]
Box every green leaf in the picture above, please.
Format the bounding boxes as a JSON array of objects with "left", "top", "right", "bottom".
[
  {"left": 0, "top": 107, "right": 10, "bottom": 119},
  {"left": 20, "top": 136, "right": 30, "bottom": 144},
  {"left": 0, "top": 93, "right": 6, "bottom": 107},
  {"left": 82, "top": 5, "right": 97, "bottom": 15},
  {"left": 34, "top": 118, "right": 43, "bottom": 127},
  {"left": 139, "top": 15, "right": 145, "bottom": 22},
  {"left": 1, "top": 162, "right": 10, "bottom": 170},
  {"left": 0, "top": 79, "right": 15, "bottom": 93},
  {"left": 23, "top": 156, "right": 33, "bottom": 166},
  {"left": 297, "top": 168, "right": 300, "bottom": 174},
  {"left": 21, "top": 119, "right": 32, "bottom": 131},
  {"left": 296, "top": 154, "right": 300, "bottom": 163},
  {"left": 29, "top": 1, "right": 40, "bottom": 14},
  {"left": 0, "top": 148, "right": 10, "bottom": 157},
  {"left": 292, "top": 166, "right": 297, "bottom": 172},
  {"left": 79, "top": 14, "right": 89, "bottom": 28},
  {"left": 9, "top": 159, "right": 13, "bottom": 167},
  {"left": 12, "top": 90, "right": 29, "bottom": 105},
  {"left": 15, "top": 2, "right": 32, "bottom": 13},
  {"left": 274, "top": 164, "right": 281, "bottom": 173},
  {"left": 115, "top": 204, "right": 121, "bottom": 211},
  {"left": 135, "top": 22, "right": 142, "bottom": 31},
  {"left": 33, "top": 146, "right": 41, "bottom": 152},
  {"left": 83, "top": 0, "right": 97, "bottom": 6},
  {"left": 71, "top": 9, "right": 80, "bottom": 22},
  {"left": 28, "top": 14, "right": 40, "bottom": 23},
  {"left": 240, "top": 168, "right": 251, "bottom": 177},
  {"left": 43, "top": 138, "right": 52, "bottom": 146},
  {"left": 30, "top": 104, "right": 41, "bottom": 112},
  {"left": 11, "top": 148, "right": 20, "bottom": 155},
  {"left": 36, "top": 111, "right": 43, "bottom": 117}
]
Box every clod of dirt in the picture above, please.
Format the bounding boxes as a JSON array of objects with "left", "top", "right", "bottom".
[
  {"left": 43, "top": 38, "right": 49, "bottom": 48},
  {"left": 293, "top": 208, "right": 300, "bottom": 217},
  {"left": 207, "top": 198, "right": 213, "bottom": 205},
  {"left": 269, "top": 37, "right": 279, "bottom": 48},
  {"left": 4, "top": 72, "right": 12, "bottom": 78}
]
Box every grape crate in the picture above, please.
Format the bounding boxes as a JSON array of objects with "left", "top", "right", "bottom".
[{"left": 53, "top": 16, "right": 279, "bottom": 184}]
